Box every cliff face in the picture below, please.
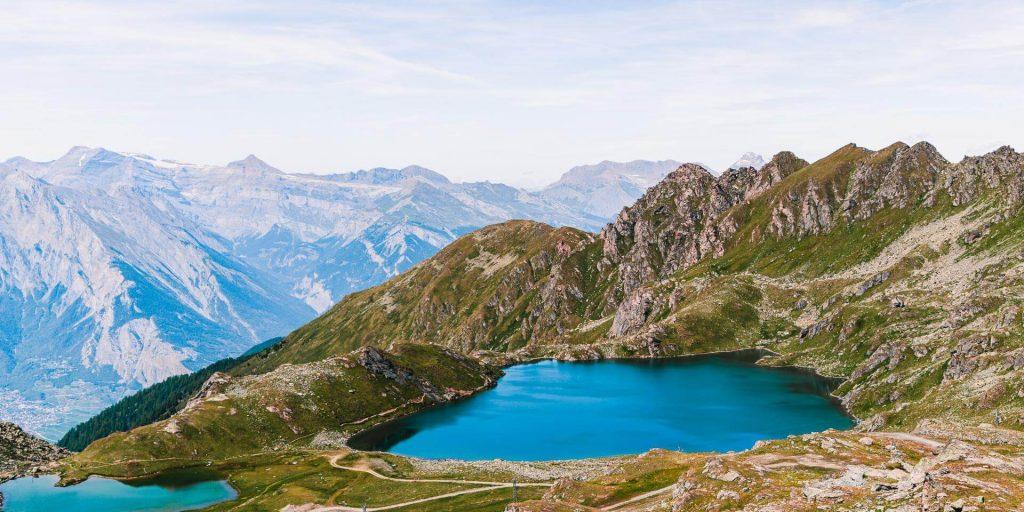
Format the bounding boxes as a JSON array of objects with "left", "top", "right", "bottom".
[
  {"left": 599, "top": 152, "right": 808, "bottom": 321},
  {"left": 601, "top": 152, "right": 807, "bottom": 289}
]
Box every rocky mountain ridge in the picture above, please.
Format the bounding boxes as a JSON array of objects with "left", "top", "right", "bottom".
[
  {"left": 61, "top": 140, "right": 1024, "bottom": 511},
  {"left": 255, "top": 141, "right": 1024, "bottom": 433}
]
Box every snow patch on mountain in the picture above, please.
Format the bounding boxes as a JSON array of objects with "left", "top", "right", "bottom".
[
  {"left": 729, "top": 152, "right": 766, "bottom": 170},
  {"left": 292, "top": 275, "right": 334, "bottom": 314}
]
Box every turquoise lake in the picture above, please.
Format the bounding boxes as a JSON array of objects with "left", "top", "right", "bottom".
[
  {"left": 350, "top": 353, "right": 854, "bottom": 460},
  {"left": 0, "top": 473, "right": 236, "bottom": 512}
]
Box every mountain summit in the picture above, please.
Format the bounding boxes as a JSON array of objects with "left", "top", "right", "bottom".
[
  {"left": 728, "top": 151, "right": 766, "bottom": 170},
  {"left": 227, "top": 154, "right": 281, "bottom": 174}
]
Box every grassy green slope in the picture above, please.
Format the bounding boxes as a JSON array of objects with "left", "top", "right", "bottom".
[
  {"left": 244, "top": 221, "right": 606, "bottom": 373},
  {"left": 67, "top": 344, "right": 500, "bottom": 480},
  {"left": 59, "top": 338, "right": 283, "bottom": 452}
]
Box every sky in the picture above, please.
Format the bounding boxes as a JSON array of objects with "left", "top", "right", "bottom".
[{"left": 0, "top": 0, "right": 1021, "bottom": 188}]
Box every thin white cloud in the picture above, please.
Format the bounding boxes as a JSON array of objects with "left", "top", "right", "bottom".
[
  {"left": 0, "top": 0, "right": 1020, "bottom": 187},
  {"left": 792, "top": 5, "right": 862, "bottom": 27}
]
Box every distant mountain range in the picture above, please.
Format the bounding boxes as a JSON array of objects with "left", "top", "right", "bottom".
[
  {"left": 538, "top": 160, "right": 684, "bottom": 218},
  {"left": 0, "top": 147, "right": 733, "bottom": 438}
]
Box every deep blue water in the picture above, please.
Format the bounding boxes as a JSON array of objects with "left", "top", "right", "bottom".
[
  {"left": 0, "top": 473, "right": 236, "bottom": 512},
  {"left": 350, "top": 354, "right": 853, "bottom": 460}
]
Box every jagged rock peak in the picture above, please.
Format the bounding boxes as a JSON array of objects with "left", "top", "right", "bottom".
[
  {"left": 227, "top": 154, "right": 281, "bottom": 174},
  {"left": 766, "top": 150, "right": 809, "bottom": 171},
  {"left": 666, "top": 162, "right": 716, "bottom": 182},
  {"left": 904, "top": 141, "right": 949, "bottom": 167}
]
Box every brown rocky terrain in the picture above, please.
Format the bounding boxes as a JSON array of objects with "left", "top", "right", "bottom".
[
  {"left": 510, "top": 422, "right": 1024, "bottom": 511},
  {"left": 1, "top": 421, "right": 68, "bottom": 507},
  {"left": 0, "top": 421, "right": 68, "bottom": 482}
]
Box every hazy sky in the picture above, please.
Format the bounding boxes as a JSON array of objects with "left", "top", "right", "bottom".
[{"left": 0, "top": 1, "right": 1021, "bottom": 187}]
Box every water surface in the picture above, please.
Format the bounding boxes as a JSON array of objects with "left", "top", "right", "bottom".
[
  {"left": 350, "top": 353, "right": 853, "bottom": 460},
  {"left": 0, "top": 471, "right": 236, "bottom": 512}
]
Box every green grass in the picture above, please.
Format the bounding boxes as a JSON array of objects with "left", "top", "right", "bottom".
[
  {"left": 393, "top": 486, "right": 546, "bottom": 512},
  {"left": 244, "top": 221, "right": 604, "bottom": 372},
  {"left": 597, "top": 466, "right": 684, "bottom": 506},
  {"left": 68, "top": 344, "right": 499, "bottom": 475}
]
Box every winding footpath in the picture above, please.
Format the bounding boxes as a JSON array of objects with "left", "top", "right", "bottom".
[
  {"left": 311, "top": 454, "right": 551, "bottom": 511},
  {"left": 599, "top": 484, "right": 675, "bottom": 510}
]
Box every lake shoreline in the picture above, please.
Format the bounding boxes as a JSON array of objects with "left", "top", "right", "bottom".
[
  {"left": 348, "top": 352, "right": 851, "bottom": 460},
  {"left": 493, "top": 346, "right": 858, "bottom": 421}
]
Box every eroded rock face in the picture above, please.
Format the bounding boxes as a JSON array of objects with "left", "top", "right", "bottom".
[
  {"left": 357, "top": 346, "right": 414, "bottom": 383},
  {"left": 357, "top": 346, "right": 447, "bottom": 402},
  {"left": 847, "top": 142, "right": 946, "bottom": 218},
  {"left": 181, "top": 372, "right": 232, "bottom": 412},
  {"left": 610, "top": 289, "right": 653, "bottom": 336},
  {"left": 944, "top": 335, "right": 1000, "bottom": 382},
  {"left": 600, "top": 164, "right": 722, "bottom": 300},
  {"left": 600, "top": 153, "right": 808, "bottom": 304},
  {"left": 852, "top": 343, "right": 905, "bottom": 381},
  {"left": 945, "top": 146, "right": 1024, "bottom": 207}
]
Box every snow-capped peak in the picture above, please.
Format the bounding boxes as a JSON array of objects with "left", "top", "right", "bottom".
[{"left": 728, "top": 152, "right": 766, "bottom": 170}]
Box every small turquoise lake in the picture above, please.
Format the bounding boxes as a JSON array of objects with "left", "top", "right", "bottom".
[
  {"left": 0, "top": 473, "right": 236, "bottom": 512},
  {"left": 350, "top": 353, "right": 854, "bottom": 460}
]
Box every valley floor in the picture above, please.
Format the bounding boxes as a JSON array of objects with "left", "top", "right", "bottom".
[{"left": 64, "top": 448, "right": 613, "bottom": 512}]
